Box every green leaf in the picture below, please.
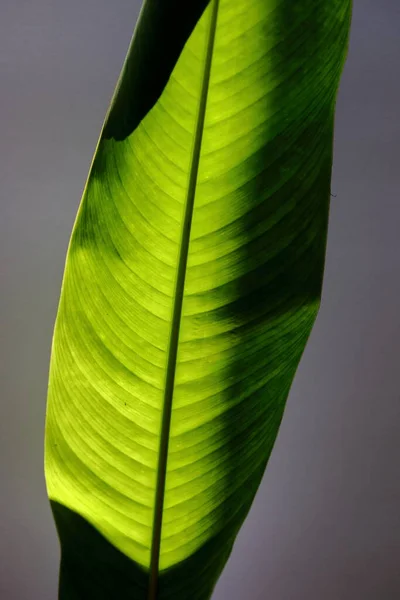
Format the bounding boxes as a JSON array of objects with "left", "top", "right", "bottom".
[{"left": 44, "top": 0, "right": 352, "bottom": 598}]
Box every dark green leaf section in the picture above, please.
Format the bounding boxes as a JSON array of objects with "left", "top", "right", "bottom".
[
  {"left": 103, "top": 0, "right": 211, "bottom": 141},
  {"left": 53, "top": 502, "right": 147, "bottom": 600},
  {"left": 53, "top": 501, "right": 236, "bottom": 600}
]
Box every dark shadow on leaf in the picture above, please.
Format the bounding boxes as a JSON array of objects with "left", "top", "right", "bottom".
[
  {"left": 52, "top": 501, "right": 238, "bottom": 600},
  {"left": 102, "top": 0, "right": 210, "bottom": 142}
]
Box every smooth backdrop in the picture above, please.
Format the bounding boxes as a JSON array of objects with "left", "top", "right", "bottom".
[{"left": 1, "top": 1, "right": 399, "bottom": 598}]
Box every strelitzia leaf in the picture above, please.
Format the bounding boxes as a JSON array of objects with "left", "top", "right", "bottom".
[{"left": 44, "top": 1, "right": 352, "bottom": 598}]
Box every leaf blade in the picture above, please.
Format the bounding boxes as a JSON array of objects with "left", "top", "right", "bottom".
[{"left": 45, "top": 1, "right": 352, "bottom": 598}]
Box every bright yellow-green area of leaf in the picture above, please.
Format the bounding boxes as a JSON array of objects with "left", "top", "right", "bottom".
[{"left": 45, "top": 0, "right": 351, "bottom": 581}]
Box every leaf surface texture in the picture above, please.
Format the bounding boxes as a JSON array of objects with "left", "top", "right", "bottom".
[{"left": 45, "top": 1, "right": 352, "bottom": 598}]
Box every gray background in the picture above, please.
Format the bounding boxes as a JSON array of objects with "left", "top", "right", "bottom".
[{"left": 1, "top": 0, "right": 399, "bottom": 598}]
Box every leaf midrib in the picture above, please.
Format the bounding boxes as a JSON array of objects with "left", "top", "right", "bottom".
[{"left": 147, "top": 1, "right": 220, "bottom": 598}]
